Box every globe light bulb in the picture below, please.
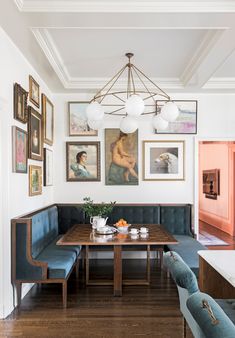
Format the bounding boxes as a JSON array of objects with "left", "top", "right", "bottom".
[
  {"left": 125, "top": 94, "right": 145, "bottom": 117},
  {"left": 152, "top": 114, "right": 169, "bottom": 130},
  {"left": 120, "top": 116, "right": 138, "bottom": 133},
  {"left": 86, "top": 101, "right": 104, "bottom": 121},
  {"left": 161, "top": 101, "right": 179, "bottom": 122}
]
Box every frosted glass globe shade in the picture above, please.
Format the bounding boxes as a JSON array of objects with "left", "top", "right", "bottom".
[
  {"left": 120, "top": 116, "right": 138, "bottom": 133},
  {"left": 161, "top": 101, "right": 179, "bottom": 122},
  {"left": 87, "top": 119, "right": 103, "bottom": 130},
  {"left": 86, "top": 101, "right": 104, "bottom": 121},
  {"left": 125, "top": 95, "right": 145, "bottom": 117},
  {"left": 152, "top": 114, "right": 169, "bottom": 130}
]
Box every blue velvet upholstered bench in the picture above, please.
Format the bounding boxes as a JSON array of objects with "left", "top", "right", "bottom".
[{"left": 11, "top": 205, "right": 81, "bottom": 308}]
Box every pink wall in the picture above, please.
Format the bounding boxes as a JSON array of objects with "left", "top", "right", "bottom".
[{"left": 199, "top": 142, "right": 235, "bottom": 236}]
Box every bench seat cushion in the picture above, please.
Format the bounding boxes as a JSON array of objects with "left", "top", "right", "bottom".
[
  {"left": 36, "top": 236, "right": 81, "bottom": 279},
  {"left": 167, "top": 235, "right": 207, "bottom": 277}
]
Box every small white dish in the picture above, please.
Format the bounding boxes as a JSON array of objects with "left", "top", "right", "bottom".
[
  {"left": 130, "top": 228, "right": 139, "bottom": 235},
  {"left": 140, "top": 233, "right": 149, "bottom": 239},
  {"left": 140, "top": 227, "right": 149, "bottom": 234},
  {"left": 130, "top": 234, "right": 139, "bottom": 240}
]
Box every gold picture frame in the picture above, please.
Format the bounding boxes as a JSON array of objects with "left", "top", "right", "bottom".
[
  {"left": 14, "top": 83, "right": 28, "bottom": 123},
  {"left": 29, "top": 165, "right": 42, "bottom": 196},
  {"left": 143, "top": 140, "right": 185, "bottom": 181},
  {"left": 29, "top": 75, "right": 40, "bottom": 108},
  {"left": 42, "top": 94, "right": 54, "bottom": 145},
  {"left": 28, "top": 106, "right": 43, "bottom": 161}
]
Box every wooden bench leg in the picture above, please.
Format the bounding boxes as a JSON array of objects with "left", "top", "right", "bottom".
[
  {"left": 62, "top": 281, "right": 67, "bottom": 308},
  {"left": 147, "top": 245, "right": 150, "bottom": 283},
  {"left": 16, "top": 282, "right": 22, "bottom": 308},
  {"left": 85, "top": 245, "right": 89, "bottom": 285}
]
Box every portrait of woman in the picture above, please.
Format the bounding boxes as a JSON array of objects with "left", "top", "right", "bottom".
[
  {"left": 66, "top": 142, "right": 100, "bottom": 181},
  {"left": 105, "top": 129, "right": 138, "bottom": 185}
]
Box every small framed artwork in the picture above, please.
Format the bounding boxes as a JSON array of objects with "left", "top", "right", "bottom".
[
  {"left": 68, "top": 101, "right": 98, "bottom": 136},
  {"left": 143, "top": 140, "right": 185, "bottom": 181},
  {"left": 12, "top": 126, "right": 28, "bottom": 173},
  {"left": 29, "top": 165, "right": 42, "bottom": 196},
  {"left": 28, "top": 106, "right": 43, "bottom": 161},
  {"left": 105, "top": 129, "right": 138, "bottom": 185},
  {"left": 43, "top": 148, "right": 53, "bottom": 186},
  {"left": 155, "top": 100, "right": 197, "bottom": 134},
  {"left": 14, "top": 83, "right": 28, "bottom": 123},
  {"left": 42, "top": 94, "right": 54, "bottom": 145},
  {"left": 66, "top": 141, "right": 100, "bottom": 181},
  {"left": 29, "top": 75, "right": 40, "bottom": 108}
]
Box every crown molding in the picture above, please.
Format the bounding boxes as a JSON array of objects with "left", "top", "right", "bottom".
[
  {"left": 15, "top": 1, "right": 235, "bottom": 13},
  {"left": 180, "top": 29, "right": 225, "bottom": 86},
  {"left": 203, "top": 77, "right": 235, "bottom": 89}
]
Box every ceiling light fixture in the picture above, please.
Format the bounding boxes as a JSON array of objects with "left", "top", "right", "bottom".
[{"left": 86, "top": 53, "right": 179, "bottom": 133}]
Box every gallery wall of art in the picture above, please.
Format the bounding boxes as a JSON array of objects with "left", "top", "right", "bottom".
[
  {"left": 53, "top": 92, "right": 235, "bottom": 207},
  {"left": 0, "top": 27, "right": 54, "bottom": 318}
]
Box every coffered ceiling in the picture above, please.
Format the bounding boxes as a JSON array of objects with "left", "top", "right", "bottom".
[{"left": 1, "top": 0, "right": 235, "bottom": 93}]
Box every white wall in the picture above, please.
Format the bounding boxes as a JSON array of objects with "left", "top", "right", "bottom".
[
  {"left": 0, "top": 27, "right": 54, "bottom": 319},
  {"left": 53, "top": 93, "right": 235, "bottom": 206}
]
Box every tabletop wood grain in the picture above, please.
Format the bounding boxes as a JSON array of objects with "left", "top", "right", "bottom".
[{"left": 57, "top": 224, "right": 178, "bottom": 246}]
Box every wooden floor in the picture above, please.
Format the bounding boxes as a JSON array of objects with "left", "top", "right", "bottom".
[
  {"left": 199, "top": 220, "right": 235, "bottom": 250},
  {"left": 0, "top": 259, "right": 193, "bottom": 338}
]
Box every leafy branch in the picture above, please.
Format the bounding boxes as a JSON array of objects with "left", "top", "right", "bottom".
[{"left": 82, "top": 197, "right": 116, "bottom": 217}]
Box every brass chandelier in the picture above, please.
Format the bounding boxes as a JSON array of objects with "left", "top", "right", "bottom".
[{"left": 86, "top": 53, "right": 179, "bottom": 133}]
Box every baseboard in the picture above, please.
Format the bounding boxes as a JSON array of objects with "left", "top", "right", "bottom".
[{"left": 22, "top": 283, "right": 34, "bottom": 298}]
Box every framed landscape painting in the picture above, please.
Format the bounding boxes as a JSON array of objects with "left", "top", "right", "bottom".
[
  {"left": 29, "top": 75, "right": 40, "bottom": 108},
  {"left": 105, "top": 129, "right": 138, "bottom": 185},
  {"left": 68, "top": 101, "right": 98, "bottom": 136},
  {"left": 14, "top": 83, "right": 28, "bottom": 123},
  {"left": 28, "top": 106, "right": 43, "bottom": 161},
  {"left": 42, "top": 94, "right": 54, "bottom": 145},
  {"left": 143, "top": 140, "right": 185, "bottom": 181},
  {"left": 155, "top": 100, "right": 197, "bottom": 134},
  {"left": 66, "top": 142, "right": 100, "bottom": 182},
  {"left": 43, "top": 148, "right": 53, "bottom": 186},
  {"left": 12, "top": 126, "right": 28, "bottom": 173},
  {"left": 29, "top": 165, "right": 42, "bottom": 196}
]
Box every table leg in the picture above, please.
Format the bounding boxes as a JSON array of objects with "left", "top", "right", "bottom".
[{"left": 113, "top": 245, "right": 122, "bottom": 297}]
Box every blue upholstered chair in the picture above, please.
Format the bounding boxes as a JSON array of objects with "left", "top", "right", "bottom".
[
  {"left": 187, "top": 292, "right": 235, "bottom": 338},
  {"left": 163, "top": 251, "right": 204, "bottom": 338}
]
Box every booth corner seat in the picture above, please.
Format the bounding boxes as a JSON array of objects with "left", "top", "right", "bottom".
[
  {"left": 11, "top": 205, "right": 81, "bottom": 308},
  {"left": 164, "top": 251, "right": 235, "bottom": 338}
]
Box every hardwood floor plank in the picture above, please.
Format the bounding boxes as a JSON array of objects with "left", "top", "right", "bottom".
[{"left": 0, "top": 259, "right": 193, "bottom": 338}]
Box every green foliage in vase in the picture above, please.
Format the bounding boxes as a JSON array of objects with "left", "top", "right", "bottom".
[{"left": 82, "top": 197, "right": 116, "bottom": 217}]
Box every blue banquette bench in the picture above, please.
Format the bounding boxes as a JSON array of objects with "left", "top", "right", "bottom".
[
  {"left": 12, "top": 203, "right": 206, "bottom": 308},
  {"left": 11, "top": 205, "right": 81, "bottom": 308}
]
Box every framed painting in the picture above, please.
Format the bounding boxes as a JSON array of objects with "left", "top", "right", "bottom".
[
  {"left": 12, "top": 126, "right": 28, "bottom": 173},
  {"left": 28, "top": 106, "right": 43, "bottom": 161},
  {"left": 43, "top": 148, "right": 53, "bottom": 186},
  {"left": 105, "top": 129, "right": 138, "bottom": 185},
  {"left": 29, "top": 75, "right": 40, "bottom": 108},
  {"left": 66, "top": 142, "right": 100, "bottom": 182},
  {"left": 68, "top": 101, "right": 98, "bottom": 136},
  {"left": 143, "top": 140, "right": 185, "bottom": 181},
  {"left": 155, "top": 100, "right": 197, "bottom": 134},
  {"left": 14, "top": 83, "right": 28, "bottom": 123},
  {"left": 29, "top": 165, "right": 42, "bottom": 196},
  {"left": 42, "top": 94, "right": 54, "bottom": 145}
]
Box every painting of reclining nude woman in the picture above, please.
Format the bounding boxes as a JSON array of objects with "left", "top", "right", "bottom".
[
  {"left": 143, "top": 140, "right": 185, "bottom": 181},
  {"left": 105, "top": 129, "right": 138, "bottom": 185}
]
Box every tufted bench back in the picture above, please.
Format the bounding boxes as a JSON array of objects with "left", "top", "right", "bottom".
[
  {"left": 160, "top": 205, "right": 192, "bottom": 235},
  {"left": 108, "top": 205, "right": 160, "bottom": 225},
  {"left": 31, "top": 206, "right": 58, "bottom": 258}
]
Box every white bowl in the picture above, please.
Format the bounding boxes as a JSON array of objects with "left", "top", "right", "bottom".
[{"left": 116, "top": 224, "right": 131, "bottom": 233}]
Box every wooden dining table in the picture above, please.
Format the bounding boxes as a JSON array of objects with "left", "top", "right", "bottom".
[{"left": 57, "top": 224, "right": 178, "bottom": 296}]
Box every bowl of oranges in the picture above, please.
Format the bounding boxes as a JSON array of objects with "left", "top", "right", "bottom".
[{"left": 114, "top": 218, "right": 131, "bottom": 233}]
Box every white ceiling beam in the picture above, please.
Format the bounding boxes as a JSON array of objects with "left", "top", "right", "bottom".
[
  {"left": 180, "top": 27, "right": 235, "bottom": 88},
  {"left": 15, "top": 1, "right": 235, "bottom": 13}
]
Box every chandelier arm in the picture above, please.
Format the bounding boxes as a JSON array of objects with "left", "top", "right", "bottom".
[
  {"left": 130, "top": 66, "right": 136, "bottom": 94},
  {"left": 132, "top": 66, "right": 156, "bottom": 104},
  {"left": 93, "top": 64, "right": 127, "bottom": 102},
  {"left": 132, "top": 64, "right": 170, "bottom": 100},
  {"left": 106, "top": 106, "right": 126, "bottom": 115},
  {"left": 112, "top": 93, "right": 125, "bottom": 103},
  {"left": 127, "top": 63, "right": 131, "bottom": 99},
  {"left": 99, "top": 64, "right": 128, "bottom": 104}
]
